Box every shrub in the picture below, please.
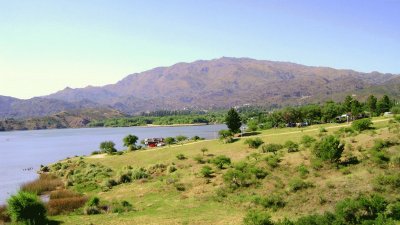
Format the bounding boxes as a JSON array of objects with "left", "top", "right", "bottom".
[
  {"left": 372, "top": 138, "right": 392, "bottom": 151},
  {"left": 284, "top": 140, "right": 299, "bottom": 152},
  {"left": 200, "top": 165, "right": 213, "bottom": 178},
  {"left": 176, "top": 135, "right": 188, "bottom": 142},
  {"left": 111, "top": 200, "right": 133, "bottom": 213},
  {"left": 264, "top": 155, "right": 281, "bottom": 168},
  {"left": 254, "top": 195, "right": 286, "bottom": 210},
  {"left": 84, "top": 206, "right": 101, "bottom": 215},
  {"left": 297, "top": 164, "right": 309, "bottom": 178},
  {"left": 289, "top": 179, "right": 314, "bottom": 192},
  {"left": 211, "top": 155, "right": 231, "bottom": 169},
  {"left": 313, "top": 135, "right": 344, "bottom": 163},
  {"left": 86, "top": 196, "right": 100, "bottom": 207},
  {"left": 244, "top": 138, "right": 264, "bottom": 149},
  {"left": 301, "top": 135, "right": 316, "bottom": 147},
  {"left": 261, "top": 143, "right": 283, "bottom": 154},
  {"left": 176, "top": 153, "right": 186, "bottom": 160},
  {"left": 218, "top": 129, "right": 234, "bottom": 143},
  {"left": 119, "top": 172, "right": 132, "bottom": 183},
  {"left": 352, "top": 118, "right": 373, "bottom": 131},
  {"left": 191, "top": 135, "right": 203, "bottom": 141},
  {"left": 164, "top": 137, "right": 176, "bottom": 145},
  {"left": 386, "top": 202, "right": 400, "bottom": 220},
  {"left": 167, "top": 165, "right": 177, "bottom": 173},
  {"left": 105, "top": 179, "right": 118, "bottom": 188},
  {"left": 131, "top": 168, "right": 149, "bottom": 180},
  {"left": 319, "top": 127, "right": 327, "bottom": 133},
  {"left": 223, "top": 162, "right": 266, "bottom": 189},
  {"left": 243, "top": 210, "right": 274, "bottom": 225},
  {"left": 100, "top": 141, "right": 117, "bottom": 154},
  {"left": 194, "top": 155, "right": 206, "bottom": 164},
  {"left": 123, "top": 134, "right": 138, "bottom": 151},
  {"left": 7, "top": 191, "right": 47, "bottom": 224},
  {"left": 174, "top": 183, "right": 186, "bottom": 191}
]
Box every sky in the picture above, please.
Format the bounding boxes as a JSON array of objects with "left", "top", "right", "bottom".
[{"left": 0, "top": 0, "right": 399, "bottom": 99}]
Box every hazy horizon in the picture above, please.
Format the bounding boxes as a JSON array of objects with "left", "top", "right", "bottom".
[{"left": 1, "top": 0, "right": 399, "bottom": 99}]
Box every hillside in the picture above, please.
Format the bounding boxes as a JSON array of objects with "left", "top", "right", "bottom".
[
  {"left": 0, "top": 108, "right": 126, "bottom": 131},
  {"left": 27, "top": 117, "right": 400, "bottom": 224},
  {"left": 46, "top": 57, "right": 398, "bottom": 114},
  {"left": 2, "top": 57, "right": 399, "bottom": 119}
]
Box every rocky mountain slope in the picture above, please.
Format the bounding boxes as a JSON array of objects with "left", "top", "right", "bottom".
[{"left": 1, "top": 57, "right": 399, "bottom": 118}]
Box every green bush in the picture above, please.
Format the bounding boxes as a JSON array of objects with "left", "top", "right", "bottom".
[
  {"left": 131, "top": 168, "right": 149, "bottom": 180},
  {"left": 218, "top": 129, "right": 234, "bottom": 143},
  {"left": 119, "top": 172, "right": 132, "bottom": 183},
  {"left": 289, "top": 179, "right": 314, "bottom": 192},
  {"left": 100, "top": 141, "right": 117, "bottom": 154},
  {"left": 200, "top": 165, "right": 213, "bottom": 178},
  {"left": 111, "top": 200, "right": 133, "bottom": 213},
  {"left": 244, "top": 138, "right": 264, "bottom": 149},
  {"left": 176, "top": 153, "right": 186, "bottom": 160},
  {"left": 313, "top": 135, "right": 344, "bottom": 163},
  {"left": 264, "top": 155, "right": 281, "bottom": 168},
  {"left": 297, "top": 164, "right": 309, "bottom": 178},
  {"left": 352, "top": 118, "right": 373, "bottom": 131},
  {"left": 223, "top": 162, "right": 266, "bottom": 189},
  {"left": 243, "top": 210, "right": 274, "bottom": 225},
  {"left": 261, "top": 143, "right": 283, "bottom": 154},
  {"left": 164, "top": 137, "right": 176, "bottom": 145},
  {"left": 105, "top": 179, "right": 118, "bottom": 188},
  {"left": 176, "top": 135, "right": 188, "bottom": 142},
  {"left": 254, "top": 195, "right": 286, "bottom": 210},
  {"left": 211, "top": 155, "right": 231, "bottom": 169},
  {"left": 7, "top": 191, "right": 47, "bottom": 224},
  {"left": 194, "top": 155, "right": 206, "bottom": 164},
  {"left": 174, "top": 183, "right": 186, "bottom": 191},
  {"left": 284, "top": 140, "right": 299, "bottom": 153}
]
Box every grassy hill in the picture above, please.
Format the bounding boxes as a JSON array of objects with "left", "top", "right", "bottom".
[{"left": 34, "top": 117, "right": 400, "bottom": 224}]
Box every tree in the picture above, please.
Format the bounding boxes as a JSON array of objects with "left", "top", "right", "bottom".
[
  {"left": 164, "top": 137, "right": 176, "bottom": 145},
  {"left": 7, "top": 191, "right": 47, "bottom": 224},
  {"left": 246, "top": 119, "right": 258, "bottom": 132},
  {"left": 211, "top": 155, "right": 231, "bottom": 169},
  {"left": 313, "top": 135, "right": 344, "bottom": 163},
  {"left": 176, "top": 135, "right": 188, "bottom": 142},
  {"left": 123, "top": 134, "right": 138, "bottom": 151},
  {"left": 366, "top": 95, "right": 377, "bottom": 116},
  {"left": 344, "top": 95, "right": 353, "bottom": 112},
  {"left": 351, "top": 99, "right": 362, "bottom": 119},
  {"left": 377, "top": 95, "right": 392, "bottom": 114},
  {"left": 200, "top": 147, "right": 208, "bottom": 156},
  {"left": 225, "top": 108, "right": 242, "bottom": 133},
  {"left": 100, "top": 141, "right": 117, "bottom": 154}
]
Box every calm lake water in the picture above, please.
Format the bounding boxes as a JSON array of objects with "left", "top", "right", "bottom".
[{"left": 0, "top": 124, "right": 226, "bottom": 204}]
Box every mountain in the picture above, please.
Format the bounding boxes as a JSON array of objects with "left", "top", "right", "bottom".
[
  {"left": 0, "top": 108, "right": 126, "bottom": 131},
  {"left": 1, "top": 57, "right": 399, "bottom": 118}
]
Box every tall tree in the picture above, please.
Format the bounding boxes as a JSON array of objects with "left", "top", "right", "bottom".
[
  {"left": 123, "top": 134, "right": 138, "bottom": 151},
  {"left": 225, "top": 108, "right": 242, "bottom": 133},
  {"left": 365, "top": 95, "right": 377, "bottom": 116},
  {"left": 377, "top": 95, "right": 391, "bottom": 114},
  {"left": 344, "top": 95, "right": 353, "bottom": 112},
  {"left": 351, "top": 99, "right": 362, "bottom": 119}
]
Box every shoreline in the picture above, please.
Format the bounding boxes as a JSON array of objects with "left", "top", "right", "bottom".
[{"left": 0, "top": 123, "right": 221, "bottom": 133}]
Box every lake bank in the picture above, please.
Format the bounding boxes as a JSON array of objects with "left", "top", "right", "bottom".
[{"left": 0, "top": 124, "right": 226, "bottom": 204}]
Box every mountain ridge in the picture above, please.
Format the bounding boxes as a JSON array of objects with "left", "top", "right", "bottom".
[{"left": 1, "top": 57, "right": 399, "bottom": 118}]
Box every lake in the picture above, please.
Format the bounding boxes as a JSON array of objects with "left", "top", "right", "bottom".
[{"left": 0, "top": 124, "right": 226, "bottom": 204}]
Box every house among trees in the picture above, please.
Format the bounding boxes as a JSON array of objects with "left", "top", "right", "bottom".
[{"left": 144, "top": 138, "right": 165, "bottom": 147}]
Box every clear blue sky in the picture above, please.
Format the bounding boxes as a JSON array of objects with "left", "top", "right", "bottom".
[{"left": 0, "top": 0, "right": 399, "bottom": 99}]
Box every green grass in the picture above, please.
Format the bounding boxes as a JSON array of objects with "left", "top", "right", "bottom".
[{"left": 48, "top": 117, "right": 400, "bottom": 224}]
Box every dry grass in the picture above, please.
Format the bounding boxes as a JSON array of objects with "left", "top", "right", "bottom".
[
  {"left": 0, "top": 205, "right": 10, "bottom": 223},
  {"left": 21, "top": 173, "right": 63, "bottom": 194}
]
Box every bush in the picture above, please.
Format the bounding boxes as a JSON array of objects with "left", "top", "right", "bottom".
[
  {"left": 372, "top": 138, "right": 392, "bottom": 151},
  {"left": 211, "top": 155, "right": 231, "bottom": 169},
  {"left": 111, "top": 200, "right": 133, "bottom": 213},
  {"left": 264, "top": 155, "right": 281, "bottom": 168},
  {"left": 200, "top": 165, "right": 213, "bottom": 178},
  {"left": 119, "top": 172, "right": 132, "bottom": 183},
  {"left": 218, "top": 129, "right": 234, "bottom": 143},
  {"left": 164, "top": 137, "right": 176, "bottom": 145},
  {"left": 176, "top": 153, "right": 186, "bottom": 160},
  {"left": 47, "top": 195, "right": 87, "bottom": 215},
  {"left": 131, "top": 168, "right": 149, "bottom": 180},
  {"left": 313, "top": 135, "right": 344, "bottom": 163},
  {"left": 284, "top": 140, "right": 299, "bottom": 153},
  {"left": 174, "top": 183, "right": 186, "bottom": 191},
  {"left": 223, "top": 162, "right": 266, "bottom": 189},
  {"left": 300, "top": 135, "right": 316, "bottom": 148},
  {"left": 100, "top": 141, "right": 117, "bottom": 154},
  {"left": 7, "top": 191, "right": 47, "bottom": 224},
  {"left": 261, "top": 143, "right": 283, "bottom": 154},
  {"left": 254, "top": 194, "right": 286, "bottom": 210},
  {"left": 243, "top": 210, "right": 274, "bottom": 225},
  {"left": 176, "top": 135, "right": 188, "bottom": 142},
  {"left": 244, "top": 138, "right": 264, "bottom": 149},
  {"left": 194, "top": 155, "right": 206, "bottom": 164},
  {"left": 297, "top": 164, "right": 309, "bottom": 178},
  {"left": 289, "top": 179, "right": 314, "bottom": 192},
  {"left": 352, "top": 118, "right": 373, "bottom": 131},
  {"left": 167, "top": 165, "right": 177, "bottom": 173},
  {"left": 105, "top": 179, "right": 118, "bottom": 188}
]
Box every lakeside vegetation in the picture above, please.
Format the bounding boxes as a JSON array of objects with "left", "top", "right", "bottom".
[{"left": 1, "top": 95, "right": 400, "bottom": 224}]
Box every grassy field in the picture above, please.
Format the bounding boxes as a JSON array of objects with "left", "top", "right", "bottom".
[{"left": 48, "top": 117, "right": 400, "bottom": 224}]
